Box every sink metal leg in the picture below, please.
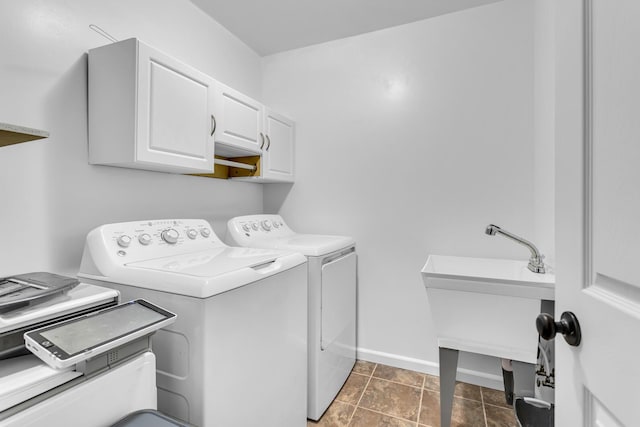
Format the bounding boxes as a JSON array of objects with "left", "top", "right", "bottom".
[{"left": 439, "top": 347, "right": 459, "bottom": 427}]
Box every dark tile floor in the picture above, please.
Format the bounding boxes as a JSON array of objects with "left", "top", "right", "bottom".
[{"left": 308, "top": 360, "right": 518, "bottom": 427}]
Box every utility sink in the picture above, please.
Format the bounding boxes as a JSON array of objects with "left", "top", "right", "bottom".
[{"left": 421, "top": 255, "right": 555, "bottom": 363}]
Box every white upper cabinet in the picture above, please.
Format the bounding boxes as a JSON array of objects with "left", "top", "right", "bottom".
[
  {"left": 213, "top": 83, "right": 264, "bottom": 157},
  {"left": 89, "top": 38, "right": 215, "bottom": 174},
  {"left": 89, "top": 38, "right": 295, "bottom": 182},
  {"left": 262, "top": 110, "right": 294, "bottom": 182},
  {"left": 213, "top": 85, "right": 295, "bottom": 183}
]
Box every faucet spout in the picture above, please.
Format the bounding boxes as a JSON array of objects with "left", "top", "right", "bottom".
[{"left": 484, "top": 224, "right": 545, "bottom": 274}]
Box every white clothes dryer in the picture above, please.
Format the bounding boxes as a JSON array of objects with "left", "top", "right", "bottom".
[
  {"left": 227, "top": 214, "right": 356, "bottom": 420},
  {"left": 78, "top": 219, "right": 308, "bottom": 427}
]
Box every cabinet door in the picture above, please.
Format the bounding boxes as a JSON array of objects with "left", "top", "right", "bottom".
[
  {"left": 213, "top": 83, "right": 264, "bottom": 156},
  {"left": 136, "top": 42, "right": 215, "bottom": 172},
  {"left": 263, "top": 110, "right": 294, "bottom": 182}
]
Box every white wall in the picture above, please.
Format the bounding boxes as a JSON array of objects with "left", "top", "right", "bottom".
[
  {"left": 533, "top": 0, "right": 556, "bottom": 267},
  {"left": 0, "top": 0, "right": 263, "bottom": 275},
  {"left": 263, "top": 0, "right": 541, "bottom": 384},
  {"left": 1, "top": 0, "right": 555, "bottom": 387}
]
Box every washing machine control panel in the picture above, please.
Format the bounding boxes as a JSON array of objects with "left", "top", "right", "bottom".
[{"left": 87, "top": 219, "right": 224, "bottom": 264}]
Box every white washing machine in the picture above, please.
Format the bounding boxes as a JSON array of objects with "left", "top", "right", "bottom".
[
  {"left": 0, "top": 283, "right": 158, "bottom": 427},
  {"left": 78, "top": 219, "right": 308, "bottom": 427},
  {"left": 227, "top": 214, "right": 356, "bottom": 420}
]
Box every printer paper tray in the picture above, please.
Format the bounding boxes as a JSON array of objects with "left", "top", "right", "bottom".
[{"left": 0, "top": 355, "right": 81, "bottom": 412}]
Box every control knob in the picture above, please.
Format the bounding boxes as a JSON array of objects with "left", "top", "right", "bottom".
[
  {"left": 200, "top": 228, "right": 211, "bottom": 238},
  {"left": 251, "top": 222, "right": 259, "bottom": 231},
  {"left": 161, "top": 228, "right": 179, "bottom": 244},
  {"left": 117, "top": 235, "right": 132, "bottom": 248},
  {"left": 187, "top": 229, "right": 198, "bottom": 240},
  {"left": 261, "top": 220, "right": 272, "bottom": 231},
  {"left": 138, "top": 233, "right": 152, "bottom": 246},
  {"left": 242, "top": 224, "right": 251, "bottom": 232}
]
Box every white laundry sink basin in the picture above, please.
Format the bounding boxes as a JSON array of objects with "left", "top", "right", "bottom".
[
  {"left": 421, "top": 255, "right": 555, "bottom": 363},
  {"left": 422, "top": 255, "right": 555, "bottom": 300}
]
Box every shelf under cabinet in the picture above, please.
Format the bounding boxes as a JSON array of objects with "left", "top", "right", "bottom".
[
  {"left": 191, "top": 155, "right": 261, "bottom": 180},
  {"left": 0, "top": 123, "right": 49, "bottom": 147}
]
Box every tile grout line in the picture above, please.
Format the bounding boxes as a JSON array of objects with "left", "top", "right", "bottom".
[
  {"left": 480, "top": 386, "right": 488, "bottom": 427},
  {"left": 371, "top": 377, "right": 427, "bottom": 391},
  {"left": 484, "top": 402, "right": 513, "bottom": 410},
  {"left": 416, "top": 374, "right": 426, "bottom": 427},
  {"left": 352, "top": 406, "right": 421, "bottom": 425},
  {"left": 346, "top": 363, "right": 376, "bottom": 426}
]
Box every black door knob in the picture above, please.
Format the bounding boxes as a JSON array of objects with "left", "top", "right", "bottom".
[{"left": 536, "top": 311, "right": 582, "bottom": 347}]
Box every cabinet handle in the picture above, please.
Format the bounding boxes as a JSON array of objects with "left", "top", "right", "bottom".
[
  {"left": 259, "top": 133, "right": 265, "bottom": 150},
  {"left": 210, "top": 115, "right": 217, "bottom": 137},
  {"left": 265, "top": 135, "right": 271, "bottom": 151}
]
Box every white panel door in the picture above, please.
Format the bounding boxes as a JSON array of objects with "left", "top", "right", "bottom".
[
  {"left": 263, "top": 109, "right": 295, "bottom": 182},
  {"left": 136, "top": 42, "right": 215, "bottom": 172},
  {"left": 213, "top": 83, "right": 264, "bottom": 156},
  {"left": 555, "top": 1, "right": 640, "bottom": 425}
]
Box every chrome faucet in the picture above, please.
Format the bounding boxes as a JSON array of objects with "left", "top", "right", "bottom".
[{"left": 485, "top": 224, "right": 546, "bottom": 274}]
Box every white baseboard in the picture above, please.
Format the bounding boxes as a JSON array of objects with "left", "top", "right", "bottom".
[{"left": 356, "top": 347, "right": 504, "bottom": 390}]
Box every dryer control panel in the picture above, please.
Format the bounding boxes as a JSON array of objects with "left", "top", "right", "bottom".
[
  {"left": 227, "top": 215, "right": 294, "bottom": 239},
  {"left": 227, "top": 215, "right": 356, "bottom": 257},
  {"left": 81, "top": 219, "right": 224, "bottom": 266}
]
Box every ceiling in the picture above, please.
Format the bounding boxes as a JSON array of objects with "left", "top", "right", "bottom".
[{"left": 190, "top": 0, "right": 505, "bottom": 56}]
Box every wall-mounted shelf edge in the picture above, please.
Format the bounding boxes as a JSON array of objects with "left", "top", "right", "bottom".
[
  {"left": 0, "top": 123, "right": 50, "bottom": 147},
  {"left": 214, "top": 158, "right": 257, "bottom": 171},
  {"left": 190, "top": 155, "right": 261, "bottom": 180}
]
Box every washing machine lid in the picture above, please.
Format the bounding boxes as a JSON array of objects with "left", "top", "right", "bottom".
[
  {"left": 85, "top": 247, "right": 307, "bottom": 299},
  {"left": 255, "top": 234, "right": 355, "bottom": 257},
  {"left": 126, "top": 247, "right": 285, "bottom": 277}
]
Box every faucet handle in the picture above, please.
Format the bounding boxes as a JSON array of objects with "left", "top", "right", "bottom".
[
  {"left": 528, "top": 255, "right": 546, "bottom": 273},
  {"left": 531, "top": 253, "right": 545, "bottom": 263}
]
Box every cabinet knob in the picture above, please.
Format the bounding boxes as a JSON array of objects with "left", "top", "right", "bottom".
[{"left": 536, "top": 311, "right": 582, "bottom": 346}]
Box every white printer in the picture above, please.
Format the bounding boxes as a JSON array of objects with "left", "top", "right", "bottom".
[{"left": 0, "top": 273, "right": 167, "bottom": 427}]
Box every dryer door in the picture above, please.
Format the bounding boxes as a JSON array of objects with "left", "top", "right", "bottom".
[{"left": 321, "top": 250, "right": 356, "bottom": 352}]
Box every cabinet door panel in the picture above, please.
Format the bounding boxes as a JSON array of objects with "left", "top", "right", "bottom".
[
  {"left": 137, "top": 43, "right": 214, "bottom": 172},
  {"left": 263, "top": 111, "right": 294, "bottom": 182},
  {"left": 214, "top": 84, "right": 263, "bottom": 155},
  {"left": 148, "top": 61, "right": 209, "bottom": 157}
]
